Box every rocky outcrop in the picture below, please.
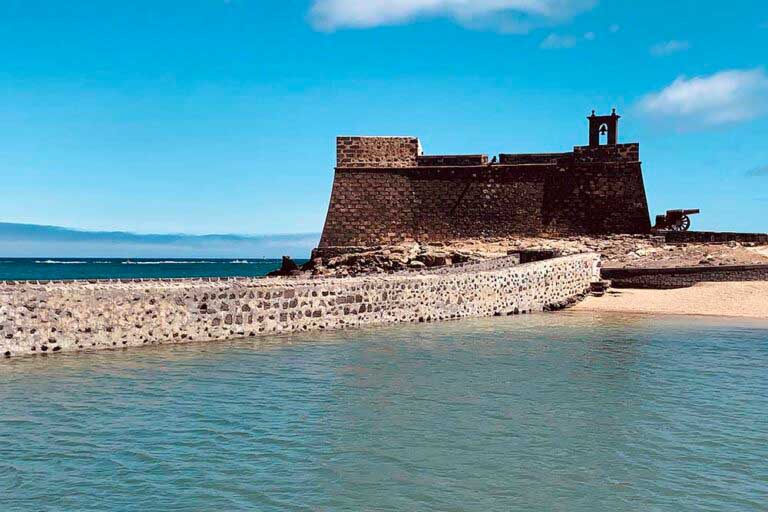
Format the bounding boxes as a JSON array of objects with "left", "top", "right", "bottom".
[
  {"left": 267, "top": 256, "right": 301, "bottom": 277},
  {"left": 311, "top": 235, "right": 768, "bottom": 277}
]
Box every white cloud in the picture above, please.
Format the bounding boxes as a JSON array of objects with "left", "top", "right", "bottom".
[
  {"left": 309, "top": 0, "right": 597, "bottom": 32},
  {"left": 650, "top": 40, "right": 690, "bottom": 56},
  {"left": 638, "top": 68, "right": 768, "bottom": 128}
]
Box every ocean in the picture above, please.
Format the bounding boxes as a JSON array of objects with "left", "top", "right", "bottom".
[
  {"left": 1, "top": 312, "right": 766, "bottom": 511},
  {"left": 0, "top": 258, "right": 304, "bottom": 281}
]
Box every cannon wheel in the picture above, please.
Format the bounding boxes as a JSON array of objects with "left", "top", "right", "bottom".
[{"left": 671, "top": 215, "right": 691, "bottom": 232}]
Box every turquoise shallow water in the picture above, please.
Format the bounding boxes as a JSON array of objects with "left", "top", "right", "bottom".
[{"left": 1, "top": 312, "right": 767, "bottom": 511}]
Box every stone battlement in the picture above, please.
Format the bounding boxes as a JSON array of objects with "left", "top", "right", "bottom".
[
  {"left": 336, "top": 136, "right": 422, "bottom": 168},
  {"left": 320, "top": 112, "right": 651, "bottom": 248},
  {"left": 335, "top": 139, "right": 640, "bottom": 169}
]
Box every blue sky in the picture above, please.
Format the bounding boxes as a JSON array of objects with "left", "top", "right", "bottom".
[{"left": 1, "top": 0, "right": 767, "bottom": 250}]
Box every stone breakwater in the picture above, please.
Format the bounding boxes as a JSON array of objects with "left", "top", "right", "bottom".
[{"left": 0, "top": 253, "right": 599, "bottom": 358}]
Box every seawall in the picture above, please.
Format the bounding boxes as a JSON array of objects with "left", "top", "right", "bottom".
[
  {"left": 664, "top": 231, "right": 768, "bottom": 245},
  {"left": 603, "top": 264, "right": 768, "bottom": 289},
  {"left": 1, "top": 253, "right": 600, "bottom": 358}
]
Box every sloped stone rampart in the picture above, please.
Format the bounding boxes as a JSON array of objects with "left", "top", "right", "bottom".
[{"left": 320, "top": 139, "right": 651, "bottom": 248}]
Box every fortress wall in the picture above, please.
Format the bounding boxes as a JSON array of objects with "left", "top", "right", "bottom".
[
  {"left": 499, "top": 153, "right": 571, "bottom": 165},
  {"left": 319, "top": 162, "right": 650, "bottom": 246},
  {"left": 319, "top": 138, "right": 651, "bottom": 247},
  {"left": 318, "top": 169, "right": 417, "bottom": 247},
  {"left": 0, "top": 253, "right": 600, "bottom": 358},
  {"left": 544, "top": 161, "right": 651, "bottom": 235},
  {"left": 573, "top": 143, "right": 639, "bottom": 163},
  {"left": 417, "top": 155, "right": 489, "bottom": 166},
  {"left": 409, "top": 166, "right": 549, "bottom": 241},
  {"left": 319, "top": 165, "right": 551, "bottom": 247},
  {"left": 337, "top": 137, "right": 421, "bottom": 168}
]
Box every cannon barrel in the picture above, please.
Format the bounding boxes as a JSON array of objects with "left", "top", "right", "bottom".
[{"left": 666, "top": 208, "right": 700, "bottom": 216}]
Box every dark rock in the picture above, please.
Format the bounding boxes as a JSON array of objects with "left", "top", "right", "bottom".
[{"left": 268, "top": 256, "right": 302, "bottom": 277}]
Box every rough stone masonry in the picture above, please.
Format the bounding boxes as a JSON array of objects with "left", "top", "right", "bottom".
[
  {"left": 0, "top": 253, "right": 600, "bottom": 358},
  {"left": 319, "top": 111, "right": 651, "bottom": 250}
]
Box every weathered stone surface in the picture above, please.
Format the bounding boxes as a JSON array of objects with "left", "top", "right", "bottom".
[{"left": 0, "top": 254, "right": 600, "bottom": 358}]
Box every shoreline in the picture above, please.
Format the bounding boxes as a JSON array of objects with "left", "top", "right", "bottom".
[{"left": 573, "top": 282, "right": 768, "bottom": 319}]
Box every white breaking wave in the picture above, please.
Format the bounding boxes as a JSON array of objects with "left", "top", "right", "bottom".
[
  {"left": 121, "top": 260, "right": 217, "bottom": 265},
  {"left": 36, "top": 260, "right": 91, "bottom": 264}
]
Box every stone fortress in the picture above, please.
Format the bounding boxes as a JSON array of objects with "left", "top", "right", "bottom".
[
  {"left": 5, "top": 111, "right": 766, "bottom": 359},
  {"left": 9, "top": 113, "right": 654, "bottom": 358},
  {"left": 319, "top": 111, "right": 651, "bottom": 251}
]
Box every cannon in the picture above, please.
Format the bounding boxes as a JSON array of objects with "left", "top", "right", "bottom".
[{"left": 654, "top": 209, "right": 700, "bottom": 232}]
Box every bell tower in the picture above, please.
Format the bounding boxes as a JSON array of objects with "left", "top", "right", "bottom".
[{"left": 588, "top": 109, "right": 620, "bottom": 147}]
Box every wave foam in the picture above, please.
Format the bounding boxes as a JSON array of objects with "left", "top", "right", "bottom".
[
  {"left": 121, "top": 261, "right": 217, "bottom": 265},
  {"left": 35, "top": 260, "right": 91, "bottom": 265}
]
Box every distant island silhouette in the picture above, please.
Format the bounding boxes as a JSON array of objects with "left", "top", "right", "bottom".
[{"left": 0, "top": 222, "right": 318, "bottom": 259}]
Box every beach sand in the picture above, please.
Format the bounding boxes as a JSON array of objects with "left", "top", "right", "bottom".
[{"left": 573, "top": 282, "right": 768, "bottom": 319}]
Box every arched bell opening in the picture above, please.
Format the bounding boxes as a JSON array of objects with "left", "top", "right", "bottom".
[
  {"left": 588, "top": 109, "right": 620, "bottom": 147},
  {"left": 599, "top": 123, "right": 609, "bottom": 145}
]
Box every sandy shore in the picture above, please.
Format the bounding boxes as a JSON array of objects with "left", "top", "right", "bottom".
[{"left": 573, "top": 282, "right": 768, "bottom": 319}]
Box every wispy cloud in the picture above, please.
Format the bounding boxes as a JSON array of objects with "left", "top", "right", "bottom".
[
  {"left": 540, "top": 33, "right": 578, "bottom": 49},
  {"left": 746, "top": 165, "right": 768, "bottom": 177},
  {"left": 650, "top": 40, "right": 690, "bottom": 56},
  {"left": 0, "top": 223, "right": 319, "bottom": 258},
  {"left": 638, "top": 68, "right": 768, "bottom": 128},
  {"left": 309, "top": 0, "right": 597, "bottom": 32},
  {"left": 539, "top": 30, "right": 595, "bottom": 49}
]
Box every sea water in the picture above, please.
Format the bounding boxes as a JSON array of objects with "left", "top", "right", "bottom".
[
  {"left": 0, "top": 258, "right": 294, "bottom": 281},
  {"left": 1, "top": 312, "right": 766, "bottom": 511}
]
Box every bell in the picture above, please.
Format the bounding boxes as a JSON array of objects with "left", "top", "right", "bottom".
[{"left": 599, "top": 125, "right": 608, "bottom": 135}]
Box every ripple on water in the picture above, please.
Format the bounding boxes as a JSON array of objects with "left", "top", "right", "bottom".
[{"left": 1, "top": 312, "right": 767, "bottom": 511}]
